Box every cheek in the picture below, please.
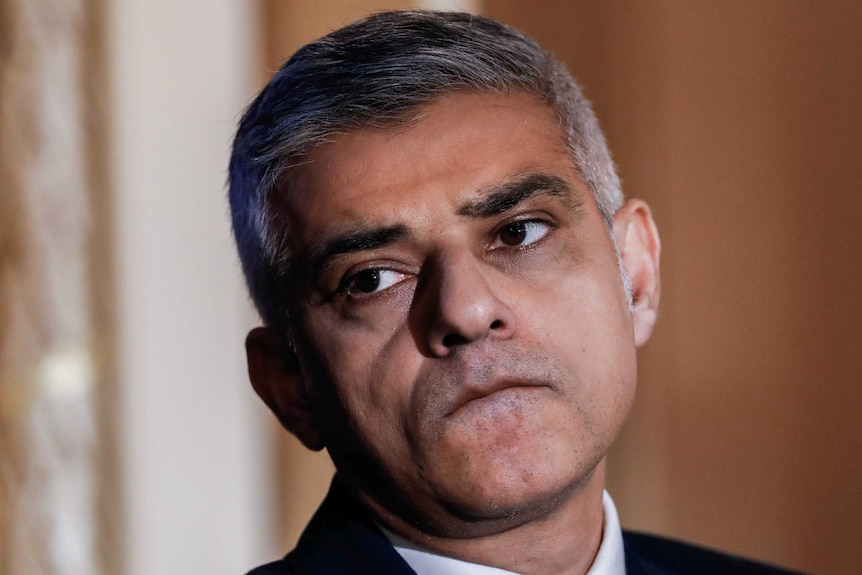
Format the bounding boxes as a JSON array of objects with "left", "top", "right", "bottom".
[
  {"left": 521, "top": 249, "right": 636, "bottom": 402},
  {"left": 522, "top": 258, "right": 631, "bottom": 347},
  {"left": 301, "top": 300, "right": 421, "bottom": 436},
  {"left": 301, "top": 311, "right": 427, "bottom": 486}
]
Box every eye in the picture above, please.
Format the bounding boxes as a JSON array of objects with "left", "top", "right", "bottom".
[
  {"left": 491, "top": 220, "right": 552, "bottom": 249},
  {"left": 342, "top": 268, "right": 408, "bottom": 297}
]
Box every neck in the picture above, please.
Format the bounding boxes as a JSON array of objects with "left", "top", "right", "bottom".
[{"left": 365, "top": 460, "right": 607, "bottom": 575}]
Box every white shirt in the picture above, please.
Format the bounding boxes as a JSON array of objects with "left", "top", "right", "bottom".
[{"left": 381, "top": 490, "right": 626, "bottom": 575}]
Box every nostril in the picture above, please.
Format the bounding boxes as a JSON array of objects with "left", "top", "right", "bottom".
[
  {"left": 489, "top": 319, "right": 503, "bottom": 330},
  {"left": 442, "top": 333, "right": 468, "bottom": 348}
]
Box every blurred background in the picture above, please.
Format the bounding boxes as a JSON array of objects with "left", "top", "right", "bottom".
[{"left": 1, "top": 1, "right": 860, "bottom": 573}]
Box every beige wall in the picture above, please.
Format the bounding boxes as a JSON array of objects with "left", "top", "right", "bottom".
[
  {"left": 108, "top": 0, "right": 272, "bottom": 572},
  {"left": 3, "top": 1, "right": 277, "bottom": 572},
  {"left": 261, "top": 2, "right": 862, "bottom": 572}
]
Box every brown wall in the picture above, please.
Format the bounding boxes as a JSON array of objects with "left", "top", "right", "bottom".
[
  {"left": 487, "top": 2, "right": 862, "bottom": 573},
  {"left": 262, "top": 2, "right": 862, "bottom": 572},
  {"left": 259, "top": 0, "right": 415, "bottom": 85}
]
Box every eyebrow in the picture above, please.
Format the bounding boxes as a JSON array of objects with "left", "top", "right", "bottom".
[
  {"left": 305, "top": 172, "right": 579, "bottom": 280},
  {"left": 307, "top": 224, "right": 409, "bottom": 278},
  {"left": 456, "top": 172, "right": 580, "bottom": 218}
]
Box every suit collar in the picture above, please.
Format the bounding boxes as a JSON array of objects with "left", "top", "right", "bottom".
[{"left": 287, "top": 475, "right": 416, "bottom": 574}]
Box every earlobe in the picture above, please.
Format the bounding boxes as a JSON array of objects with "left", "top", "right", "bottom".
[
  {"left": 613, "top": 199, "right": 661, "bottom": 347},
  {"left": 245, "top": 327, "right": 324, "bottom": 451}
]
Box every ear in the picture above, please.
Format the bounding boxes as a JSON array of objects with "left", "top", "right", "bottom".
[
  {"left": 613, "top": 199, "right": 661, "bottom": 347},
  {"left": 245, "top": 326, "right": 324, "bottom": 451}
]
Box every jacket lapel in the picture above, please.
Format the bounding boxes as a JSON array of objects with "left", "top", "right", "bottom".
[{"left": 288, "top": 475, "right": 417, "bottom": 574}]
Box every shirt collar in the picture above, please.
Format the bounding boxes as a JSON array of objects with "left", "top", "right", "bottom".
[
  {"left": 381, "top": 490, "right": 626, "bottom": 575},
  {"left": 591, "top": 490, "right": 627, "bottom": 575}
]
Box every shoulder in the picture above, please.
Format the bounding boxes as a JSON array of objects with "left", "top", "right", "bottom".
[
  {"left": 246, "top": 559, "right": 295, "bottom": 575},
  {"left": 244, "top": 476, "right": 415, "bottom": 575},
  {"left": 623, "top": 531, "right": 806, "bottom": 575}
]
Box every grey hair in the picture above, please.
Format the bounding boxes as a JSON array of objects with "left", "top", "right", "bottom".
[{"left": 229, "top": 10, "right": 624, "bottom": 330}]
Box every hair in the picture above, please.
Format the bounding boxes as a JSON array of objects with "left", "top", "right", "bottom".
[{"left": 229, "top": 10, "right": 624, "bottom": 331}]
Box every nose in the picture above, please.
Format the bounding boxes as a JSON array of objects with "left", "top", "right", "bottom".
[{"left": 413, "top": 250, "right": 515, "bottom": 357}]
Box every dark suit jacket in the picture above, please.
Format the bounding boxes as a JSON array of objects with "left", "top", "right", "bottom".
[{"left": 249, "top": 477, "right": 803, "bottom": 575}]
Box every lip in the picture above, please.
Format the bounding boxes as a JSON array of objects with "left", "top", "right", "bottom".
[{"left": 445, "top": 377, "right": 547, "bottom": 418}]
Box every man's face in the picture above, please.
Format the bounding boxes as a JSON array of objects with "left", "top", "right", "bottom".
[{"left": 276, "top": 92, "right": 647, "bottom": 535}]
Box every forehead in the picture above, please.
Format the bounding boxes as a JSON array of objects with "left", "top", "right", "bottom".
[{"left": 281, "top": 92, "right": 578, "bottom": 243}]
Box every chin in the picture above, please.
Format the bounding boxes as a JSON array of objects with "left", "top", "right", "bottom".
[
  {"left": 430, "top": 445, "right": 604, "bottom": 528},
  {"left": 404, "top": 469, "right": 599, "bottom": 539}
]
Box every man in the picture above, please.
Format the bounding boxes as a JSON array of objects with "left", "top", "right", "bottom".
[{"left": 229, "top": 11, "right": 801, "bottom": 575}]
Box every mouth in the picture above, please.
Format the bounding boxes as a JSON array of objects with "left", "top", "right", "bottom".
[{"left": 445, "top": 377, "right": 548, "bottom": 418}]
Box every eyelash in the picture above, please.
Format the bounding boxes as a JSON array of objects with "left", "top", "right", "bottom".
[
  {"left": 489, "top": 217, "right": 554, "bottom": 250},
  {"left": 335, "top": 216, "right": 556, "bottom": 300},
  {"left": 337, "top": 267, "right": 409, "bottom": 298}
]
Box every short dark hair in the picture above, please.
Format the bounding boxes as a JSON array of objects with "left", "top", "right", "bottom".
[{"left": 229, "top": 10, "right": 622, "bottom": 331}]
